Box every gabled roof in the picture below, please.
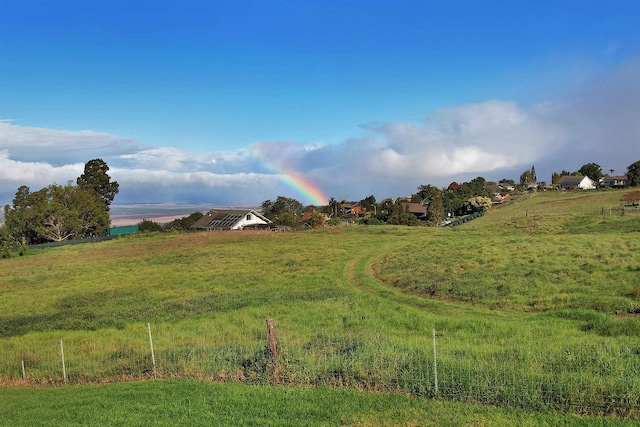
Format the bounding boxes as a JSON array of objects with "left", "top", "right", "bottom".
[
  {"left": 557, "top": 175, "right": 585, "bottom": 184},
  {"left": 340, "top": 203, "right": 362, "bottom": 214},
  {"left": 191, "top": 209, "right": 271, "bottom": 230},
  {"left": 557, "top": 175, "right": 596, "bottom": 189},
  {"left": 300, "top": 211, "right": 329, "bottom": 222},
  {"left": 601, "top": 175, "right": 628, "bottom": 183},
  {"left": 485, "top": 184, "right": 501, "bottom": 195},
  {"left": 400, "top": 202, "right": 429, "bottom": 217}
]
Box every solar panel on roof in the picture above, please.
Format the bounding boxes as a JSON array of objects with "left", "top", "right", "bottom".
[{"left": 207, "top": 214, "right": 242, "bottom": 228}]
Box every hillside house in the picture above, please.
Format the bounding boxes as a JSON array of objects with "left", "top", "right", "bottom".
[
  {"left": 492, "top": 193, "right": 511, "bottom": 205},
  {"left": 300, "top": 211, "right": 329, "bottom": 226},
  {"left": 400, "top": 202, "right": 429, "bottom": 220},
  {"left": 499, "top": 181, "right": 515, "bottom": 191},
  {"left": 484, "top": 184, "right": 501, "bottom": 195},
  {"left": 599, "top": 176, "right": 628, "bottom": 187},
  {"left": 191, "top": 209, "right": 272, "bottom": 231},
  {"left": 340, "top": 203, "right": 362, "bottom": 215},
  {"left": 557, "top": 175, "right": 596, "bottom": 190}
]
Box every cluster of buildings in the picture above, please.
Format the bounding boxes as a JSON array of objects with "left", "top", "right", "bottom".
[
  {"left": 553, "top": 175, "right": 628, "bottom": 190},
  {"left": 187, "top": 174, "right": 629, "bottom": 231}
]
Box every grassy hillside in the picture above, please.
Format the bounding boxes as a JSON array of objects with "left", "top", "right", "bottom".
[{"left": 0, "top": 189, "right": 638, "bottom": 423}]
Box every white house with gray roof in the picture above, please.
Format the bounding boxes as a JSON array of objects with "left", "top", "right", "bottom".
[{"left": 191, "top": 209, "right": 272, "bottom": 231}]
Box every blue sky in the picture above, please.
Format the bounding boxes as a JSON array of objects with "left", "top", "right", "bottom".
[{"left": 1, "top": 0, "right": 639, "bottom": 206}]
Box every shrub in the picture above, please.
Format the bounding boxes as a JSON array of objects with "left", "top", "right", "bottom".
[
  {"left": 360, "top": 216, "right": 384, "bottom": 225},
  {"left": 1, "top": 242, "right": 11, "bottom": 259},
  {"left": 138, "top": 219, "right": 163, "bottom": 233}
]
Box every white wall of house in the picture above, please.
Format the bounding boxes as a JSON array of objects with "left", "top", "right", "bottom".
[
  {"left": 232, "top": 212, "right": 270, "bottom": 230},
  {"left": 578, "top": 177, "right": 596, "bottom": 189}
]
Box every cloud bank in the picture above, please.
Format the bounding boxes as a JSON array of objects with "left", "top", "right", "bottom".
[{"left": 1, "top": 58, "right": 638, "bottom": 207}]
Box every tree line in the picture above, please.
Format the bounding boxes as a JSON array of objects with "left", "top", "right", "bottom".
[
  {"left": 259, "top": 175, "right": 496, "bottom": 228},
  {"left": 2, "top": 158, "right": 638, "bottom": 248},
  {"left": 520, "top": 161, "right": 640, "bottom": 187},
  {"left": 1, "top": 159, "right": 119, "bottom": 248},
  {"left": 262, "top": 160, "right": 640, "bottom": 228}
]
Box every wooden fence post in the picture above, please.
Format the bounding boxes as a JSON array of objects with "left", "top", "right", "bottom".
[{"left": 266, "top": 318, "right": 279, "bottom": 360}]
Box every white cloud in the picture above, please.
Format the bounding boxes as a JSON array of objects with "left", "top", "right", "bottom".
[
  {"left": 0, "top": 149, "right": 84, "bottom": 186},
  {"left": 112, "top": 168, "right": 275, "bottom": 188},
  {"left": 0, "top": 120, "right": 148, "bottom": 166}
]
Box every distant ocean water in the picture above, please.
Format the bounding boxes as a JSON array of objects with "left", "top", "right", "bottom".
[{"left": 1, "top": 203, "right": 261, "bottom": 227}]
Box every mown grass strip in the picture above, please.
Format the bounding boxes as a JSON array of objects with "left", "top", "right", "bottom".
[{"left": 1, "top": 379, "right": 635, "bottom": 427}]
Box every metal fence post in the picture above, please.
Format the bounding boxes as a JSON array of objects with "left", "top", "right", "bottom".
[
  {"left": 60, "top": 340, "right": 67, "bottom": 384},
  {"left": 433, "top": 329, "right": 438, "bottom": 397},
  {"left": 148, "top": 323, "right": 157, "bottom": 378}
]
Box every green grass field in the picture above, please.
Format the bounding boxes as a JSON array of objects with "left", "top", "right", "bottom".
[{"left": 1, "top": 189, "right": 638, "bottom": 425}]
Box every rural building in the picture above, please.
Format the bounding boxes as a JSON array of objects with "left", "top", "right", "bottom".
[
  {"left": 400, "top": 202, "right": 429, "bottom": 219},
  {"left": 498, "top": 181, "right": 515, "bottom": 191},
  {"left": 492, "top": 193, "right": 511, "bottom": 204},
  {"left": 340, "top": 203, "right": 362, "bottom": 215},
  {"left": 300, "top": 211, "right": 329, "bottom": 226},
  {"left": 484, "top": 184, "right": 501, "bottom": 195},
  {"left": 191, "top": 209, "right": 272, "bottom": 231},
  {"left": 599, "top": 175, "right": 628, "bottom": 187},
  {"left": 556, "top": 175, "right": 596, "bottom": 190}
]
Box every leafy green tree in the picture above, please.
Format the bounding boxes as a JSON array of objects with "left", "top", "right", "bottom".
[
  {"left": 520, "top": 166, "right": 536, "bottom": 186},
  {"left": 457, "top": 177, "right": 490, "bottom": 198},
  {"left": 425, "top": 195, "right": 445, "bottom": 225},
  {"left": 274, "top": 211, "right": 300, "bottom": 227},
  {"left": 627, "top": 160, "right": 640, "bottom": 186},
  {"left": 579, "top": 163, "right": 603, "bottom": 183},
  {"left": 305, "top": 211, "right": 326, "bottom": 229},
  {"left": 77, "top": 159, "right": 119, "bottom": 210},
  {"left": 325, "top": 197, "right": 341, "bottom": 218},
  {"left": 387, "top": 204, "right": 421, "bottom": 226},
  {"left": 413, "top": 185, "right": 441, "bottom": 203},
  {"left": 71, "top": 184, "right": 110, "bottom": 236},
  {"left": 4, "top": 186, "right": 41, "bottom": 244},
  {"left": 162, "top": 212, "right": 204, "bottom": 231},
  {"left": 34, "top": 184, "right": 82, "bottom": 242},
  {"left": 4, "top": 182, "right": 108, "bottom": 243},
  {"left": 261, "top": 196, "right": 304, "bottom": 225},
  {"left": 467, "top": 196, "right": 492, "bottom": 213},
  {"left": 442, "top": 191, "right": 465, "bottom": 217},
  {"left": 0, "top": 224, "right": 9, "bottom": 247},
  {"left": 359, "top": 195, "right": 377, "bottom": 214},
  {"left": 1, "top": 242, "right": 11, "bottom": 259}
]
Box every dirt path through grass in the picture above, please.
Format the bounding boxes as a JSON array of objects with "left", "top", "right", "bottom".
[{"left": 344, "top": 242, "right": 464, "bottom": 316}]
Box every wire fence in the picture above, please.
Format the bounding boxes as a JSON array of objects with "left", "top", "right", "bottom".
[{"left": 1, "top": 323, "right": 638, "bottom": 417}]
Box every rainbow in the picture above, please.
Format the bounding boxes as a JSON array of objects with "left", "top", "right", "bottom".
[
  {"left": 278, "top": 171, "right": 328, "bottom": 206},
  {"left": 252, "top": 145, "right": 329, "bottom": 206}
]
